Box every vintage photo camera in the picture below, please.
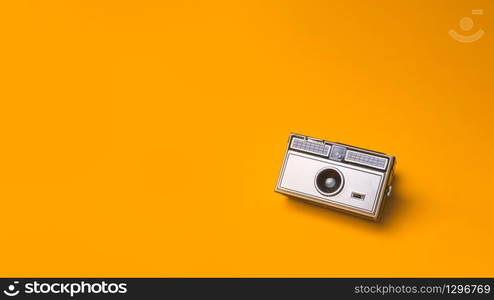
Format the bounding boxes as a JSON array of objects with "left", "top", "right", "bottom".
[{"left": 275, "top": 133, "right": 396, "bottom": 220}]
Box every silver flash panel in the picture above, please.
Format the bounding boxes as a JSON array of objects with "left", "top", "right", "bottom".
[
  {"left": 275, "top": 133, "right": 396, "bottom": 220},
  {"left": 290, "top": 137, "right": 330, "bottom": 157},
  {"left": 345, "top": 150, "right": 388, "bottom": 170}
]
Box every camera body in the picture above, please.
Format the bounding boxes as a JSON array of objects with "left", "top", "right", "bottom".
[{"left": 275, "top": 133, "right": 396, "bottom": 220}]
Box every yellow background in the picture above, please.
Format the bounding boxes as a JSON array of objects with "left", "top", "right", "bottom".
[{"left": 0, "top": 0, "right": 493, "bottom": 277}]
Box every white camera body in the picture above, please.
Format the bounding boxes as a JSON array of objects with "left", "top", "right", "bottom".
[{"left": 275, "top": 134, "right": 396, "bottom": 220}]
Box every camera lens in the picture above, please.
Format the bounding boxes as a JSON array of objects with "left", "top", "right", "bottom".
[{"left": 315, "top": 168, "right": 344, "bottom": 195}]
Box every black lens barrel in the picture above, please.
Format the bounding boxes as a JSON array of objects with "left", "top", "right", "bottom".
[{"left": 315, "top": 168, "right": 343, "bottom": 195}]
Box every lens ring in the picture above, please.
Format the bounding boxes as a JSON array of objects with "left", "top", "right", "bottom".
[{"left": 314, "top": 167, "right": 344, "bottom": 196}]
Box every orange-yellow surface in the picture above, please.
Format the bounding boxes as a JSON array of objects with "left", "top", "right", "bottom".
[{"left": 0, "top": 0, "right": 493, "bottom": 277}]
